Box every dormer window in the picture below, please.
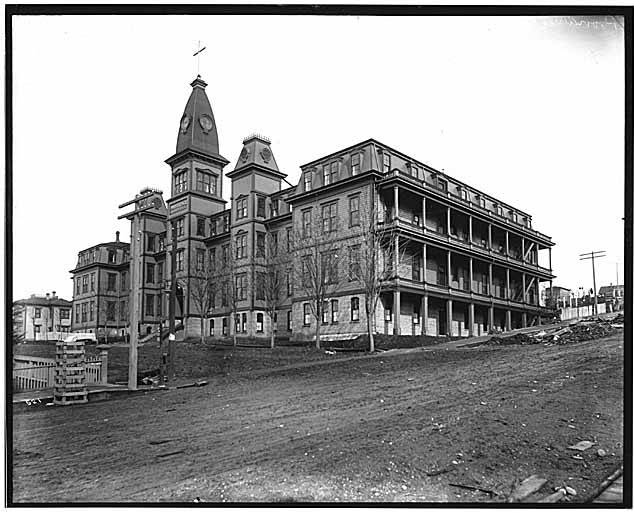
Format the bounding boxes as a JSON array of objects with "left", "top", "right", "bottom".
[
  {"left": 524, "top": 216, "right": 531, "bottom": 228},
  {"left": 351, "top": 153, "right": 361, "bottom": 176},
  {"left": 271, "top": 199, "right": 279, "bottom": 217},
  {"left": 476, "top": 195, "right": 486, "bottom": 208},
  {"left": 495, "top": 204, "right": 503, "bottom": 216},
  {"left": 304, "top": 170, "right": 312, "bottom": 192},
  {"left": 511, "top": 211, "right": 518, "bottom": 223},
  {"left": 323, "top": 161, "right": 339, "bottom": 186},
  {"left": 174, "top": 170, "right": 188, "bottom": 194},
  {"left": 382, "top": 154, "right": 391, "bottom": 173},
  {"left": 437, "top": 178, "right": 447, "bottom": 192},
  {"left": 196, "top": 169, "right": 217, "bottom": 195},
  {"left": 411, "top": 165, "right": 419, "bottom": 179},
  {"left": 459, "top": 188, "right": 468, "bottom": 201}
]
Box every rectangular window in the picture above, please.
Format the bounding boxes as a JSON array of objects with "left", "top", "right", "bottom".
[
  {"left": 321, "top": 250, "right": 338, "bottom": 284},
  {"left": 236, "top": 197, "right": 248, "bottom": 219},
  {"left": 176, "top": 249, "right": 184, "bottom": 271},
  {"left": 108, "top": 250, "right": 116, "bottom": 264},
  {"left": 34, "top": 326, "right": 40, "bottom": 334},
  {"left": 331, "top": 299, "right": 339, "bottom": 324},
  {"left": 286, "top": 227, "right": 292, "bottom": 251},
  {"left": 196, "top": 249, "right": 205, "bottom": 271},
  {"left": 75, "top": 305, "right": 80, "bottom": 323},
  {"left": 303, "top": 303, "right": 311, "bottom": 326},
  {"left": 89, "top": 273, "right": 95, "bottom": 292},
  {"left": 256, "top": 232, "right": 265, "bottom": 258},
  {"left": 257, "top": 197, "right": 266, "bottom": 218},
  {"left": 511, "top": 211, "right": 518, "bottom": 223},
  {"left": 495, "top": 204, "right": 503, "bottom": 216},
  {"left": 196, "top": 217, "right": 206, "bottom": 237},
  {"left": 175, "top": 218, "right": 184, "bottom": 237},
  {"left": 302, "top": 209, "right": 312, "bottom": 237},
  {"left": 349, "top": 245, "right": 360, "bottom": 280},
  {"left": 241, "top": 313, "right": 247, "bottom": 333},
  {"left": 82, "top": 275, "right": 88, "bottom": 294},
  {"left": 323, "top": 161, "right": 339, "bottom": 186},
  {"left": 437, "top": 178, "right": 447, "bottom": 192},
  {"left": 209, "top": 248, "right": 216, "bottom": 270},
  {"left": 145, "top": 294, "right": 154, "bottom": 316},
  {"left": 304, "top": 171, "right": 312, "bottom": 192},
  {"left": 159, "top": 237, "right": 165, "bottom": 251},
  {"left": 271, "top": 199, "right": 279, "bottom": 217},
  {"left": 210, "top": 219, "right": 217, "bottom": 236},
  {"left": 76, "top": 278, "right": 81, "bottom": 295},
  {"left": 196, "top": 170, "right": 216, "bottom": 194},
  {"left": 120, "top": 300, "right": 127, "bottom": 320},
  {"left": 147, "top": 234, "right": 156, "bottom": 252},
  {"left": 349, "top": 196, "right": 360, "bottom": 227},
  {"left": 209, "top": 319, "right": 215, "bottom": 336},
  {"left": 236, "top": 273, "right": 247, "bottom": 300},
  {"left": 322, "top": 202, "right": 337, "bottom": 233},
  {"left": 411, "top": 165, "right": 419, "bottom": 179},
  {"left": 287, "top": 310, "right": 292, "bottom": 331},
  {"left": 351, "top": 297, "right": 360, "bottom": 321},
  {"left": 107, "top": 273, "right": 117, "bottom": 292},
  {"left": 60, "top": 309, "right": 70, "bottom": 320},
  {"left": 156, "top": 265, "right": 162, "bottom": 285},
  {"left": 81, "top": 303, "right": 87, "bottom": 323},
  {"left": 413, "top": 308, "right": 420, "bottom": 324},
  {"left": 256, "top": 272, "right": 265, "bottom": 300},
  {"left": 322, "top": 302, "right": 329, "bottom": 324},
  {"left": 106, "top": 301, "right": 116, "bottom": 321},
  {"left": 174, "top": 171, "right": 188, "bottom": 194},
  {"left": 256, "top": 313, "right": 264, "bottom": 332},
  {"left": 383, "top": 153, "right": 391, "bottom": 172},
  {"left": 351, "top": 153, "right": 361, "bottom": 175},
  {"left": 236, "top": 233, "right": 247, "bottom": 259},
  {"left": 146, "top": 263, "right": 155, "bottom": 283},
  {"left": 34, "top": 308, "right": 41, "bottom": 318},
  {"left": 223, "top": 215, "right": 230, "bottom": 232},
  {"left": 222, "top": 245, "right": 229, "bottom": 264},
  {"left": 287, "top": 268, "right": 293, "bottom": 297},
  {"left": 157, "top": 293, "right": 162, "bottom": 317},
  {"left": 460, "top": 188, "right": 468, "bottom": 201}
]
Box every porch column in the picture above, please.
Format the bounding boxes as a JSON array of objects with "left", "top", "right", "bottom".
[
  {"left": 521, "top": 238, "right": 525, "bottom": 262},
  {"left": 393, "top": 290, "right": 401, "bottom": 335},
  {"left": 488, "top": 306, "right": 494, "bottom": 331},
  {"left": 488, "top": 224, "right": 492, "bottom": 250},
  {"left": 394, "top": 185, "right": 399, "bottom": 222},
  {"left": 422, "top": 243, "right": 427, "bottom": 284},
  {"left": 446, "top": 299, "right": 453, "bottom": 336},
  {"left": 506, "top": 268, "right": 510, "bottom": 300},
  {"left": 522, "top": 312, "right": 527, "bottom": 328},
  {"left": 522, "top": 273, "right": 526, "bottom": 303},
  {"left": 447, "top": 250, "right": 452, "bottom": 288},
  {"left": 468, "top": 216, "right": 473, "bottom": 243},
  {"left": 469, "top": 257, "right": 473, "bottom": 293},
  {"left": 488, "top": 263, "right": 493, "bottom": 296},
  {"left": 394, "top": 234, "right": 400, "bottom": 277},
  {"left": 505, "top": 231, "right": 509, "bottom": 256},
  {"left": 469, "top": 303, "right": 475, "bottom": 337},
  {"left": 548, "top": 247, "right": 552, "bottom": 270},
  {"left": 422, "top": 197, "right": 427, "bottom": 229},
  {"left": 446, "top": 207, "right": 451, "bottom": 236},
  {"left": 537, "top": 314, "right": 542, "bottom": 326},
  {"left": 421, "top": 295, "right": 428, "bottom": 335},
  {"left": 506, "top": 310, "right": 512, "bottom": 331}
]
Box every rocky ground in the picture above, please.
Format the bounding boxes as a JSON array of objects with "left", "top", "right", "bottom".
[{"left": 11, "top": 331, "right": 623, "bottom": 503}]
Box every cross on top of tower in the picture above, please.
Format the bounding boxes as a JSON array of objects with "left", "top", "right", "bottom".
[{"left": 193, "top": 41, "right": 206, "bottom": 76}]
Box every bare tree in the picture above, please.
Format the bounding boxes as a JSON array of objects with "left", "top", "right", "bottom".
[
  {"left": 291, "top": 213, "right": 343, "bottom": 349},
  {"left": 261, "top": 232, "right": 287, "bottom": 349},
  {"left": 217, "top": 240, "right": 244, "bottom": 347},
  {"left": 347, "top": 192, "right": 403, "bottom": 352},
  {"left": 182, "top": 263, "right": 217, "bottom": 345}
]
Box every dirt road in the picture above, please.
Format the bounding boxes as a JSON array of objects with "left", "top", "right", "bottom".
[{"left": 12, "top": 333, "right": 623, "bottom": 503}]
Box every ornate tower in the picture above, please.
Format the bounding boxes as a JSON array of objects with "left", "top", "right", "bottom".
[{"left": 165, "top": 76, "right": 229, "bottom": 335}]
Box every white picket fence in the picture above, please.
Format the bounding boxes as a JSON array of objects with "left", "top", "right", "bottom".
[{"left": 13, "top": 354, "right": 106, "bottom": 392}]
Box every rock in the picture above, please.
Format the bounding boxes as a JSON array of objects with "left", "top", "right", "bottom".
[
  {"left": 564, "top": 486, "right": 577, "bottom": 496},
  {"left": 597, "top": 449, "right": 607, "bottom": 457},
  {"left": 567, "top": 441, "right": 595, "bottom": 451}
]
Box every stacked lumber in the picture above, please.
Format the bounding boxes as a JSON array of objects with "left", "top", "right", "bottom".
[{"left": 54, "top": 339, "right": 87, "bottom": 405}]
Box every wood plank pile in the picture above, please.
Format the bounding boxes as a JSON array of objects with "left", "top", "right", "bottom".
[{"left": 54, "top": 339, "right": 87, "bottom": 405}]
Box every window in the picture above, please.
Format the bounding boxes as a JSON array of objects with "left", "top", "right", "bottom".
[
  {"left": 287, "top": 310, "right": 292, "bottom": 331},
  {"left": 271, "top": 232, "right": 278, "bottom": 256},
  {"left": 256, "top": 272, "right": 265, "bottom": 300},
  {"left": 222, "top": 317, "right": 227, "bottom": 335},
  {"left": 147, "top": 234, "right": 156, "bottom": 252},
  {"left": 301, "top": 256, "right": 311, "bottom": 287},
  {"left": 90, "top": 273, "right": 96, "bottom": 292},
  {"left": 382, "top": 153, "right": 391, "bottom": 172},
  {"left": 146, "top": 263, "right": 155, "bottom": 283},
  {"left": 476, "top": 195, "right": 486, "bottom": 208},
  {"left": 145, "top": 294, "right": 154, "bottom": 316},
  {"left": 411, "top": 165, "right": 419, "bottom": 179},
  {"left": 210, "top": 219, "right": 217, "bottom": 236},
  {"left": 236, "top": 197, "right": 248, "bottom": 219},
  {"left": 323, "top": 161, "right": 339, "bottom": 186},
  {"left": 302, "top": 209, "right": 312, "bottom": 237},
  {"left": 271, "top": 199, "right": 279, "bottom": 217},
  {"left": 34, "top": 308, "right": 41, "bottom": 318},
  {"left": 60, "top": 309, "right": 70, "bottom": 320},
  {"left": 256, "top": 313, "right": 264, "bottom": 332},
  {"left": 459, "top": 188, "right": 468, "bottom": 201},
  {"left": 351, "top": 297, "right": 360, "bottom": 321},
  {"left": 351, "top": 153, "right": 361, "bottom": 175},
  {"left": 76, "top": 278, "right": 81, "bottom": 295},
  {"left": 303, "top": 303, "right": 311, "bottom": 326},
  {"left": 321, "top": 250, "right": 338, "bottom": 284},
  {"left": 159, "top": 237, "right": 165, "bottom": 251},
  {"left": 322, "top": 302, "right": 329, "bottom": 324},
  {"left": 210, "top": 319, "right": 215, "bottom": 336},
  {"left": 385, "top": 307, "right": 392, "bottom": 322},
  {"left": 437, "top": 178, "right": 447, "bottom": 192},
  {"left": 241, "top": 313, "right": 247, "bottom": 333},
  {"left": 222, "top": 244, "right": 229, "bottom": 264},
  {"left": 106, "top": 301, "right": 116, "bottom": 321},
  {"left": 322, "top": 202, "right": 337, "bottom": 233},
  {"left": 196, "top": 217, "right": 206, "bottom": 237},
  {"left": 495, "top": 204, "right": 503, "bottom": 216},
  {"left": 34, "top": 326, "right": 40, "bottom": 334},
  {"left": 413, "top": 308, "right": 420, "bottom": 324},
  {"left": 257, "top": 197, "right": 266, "bottom": 218},
  {"left": 349, "top": 196, "right": 360, "bottom": 227},
  {"left": 174, "top": 171, "right": 188, "bottom": 194},
  {"left": 82, "top": 275, "right": 88, "bottom": 294},
  {"left": 287, "top": 268, "right": 293, "bottom": 297},
  {"left": 349, "top": 245, "right": 360, "bottom": 279},
  {"left": 273, "top": 313, "right": 278, "bottom": 332},
  {"left": 156, "top": 265, "right": 162, "bottom": 285},
  {"left": 331, "top": 299, "right": 339, "bottom": 323},
  {"left": 120, "top": 300, "right": 127, "bottom": 321},
  {"left": 413, "top": 255, "right": 421, "bottom": 281},
  {"left": 176, "top": 249, "right": 184, "bottom": 271},
  {"left": 75, "top": 305, "right": 80, "bottom": 323},
  {"left": 236, "top": 233, "right": 247, "bottom": 259},
  {"left": 196, "top": 169, "right": 216, "bottom": 194},
  {"left": 173, "top": 219, "right": 184, "bottom": 237},
  {"left": 256, "top": 232, "right": 265, "bottom": 258},
  {"left": 524, "top": 216, "right": 531, "bottom": 228},
  {"left": 196, "top": 249, "right": 205, "bottom": 271},
  {"left": 108, "top": 250, "right": 116, "bottom": 263},
  {"left": 107, "top": 273, "right": 117, "bottom": 292},
  {"left": 303, "top": 170, "right": 312, "bottom": 192},
  {"left": 209, "top": 248, "right": 216, "bottom": 270},
  {"left": 286, "top": 227, "right": 292, "bottom": 251},
  {"left": 511, "top": 211, "right": 518, "bottom": 223},
  {"left": 236, "top": 274, "right": 247, "bottom": 300},
  {"left": 223, "top": 215, "right": 230, "bottom": 232}
]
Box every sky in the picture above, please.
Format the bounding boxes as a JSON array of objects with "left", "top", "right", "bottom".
[{"left": 11, "top": 14, "right": 625, "bottom": 301}]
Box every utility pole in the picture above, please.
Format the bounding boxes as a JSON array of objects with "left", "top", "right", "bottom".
[
  {"left": 579, "top": 250, "right": 606, "bottom": 316},
  {"left": 168, "top": 221, "right": 177, "bottom": 383}
]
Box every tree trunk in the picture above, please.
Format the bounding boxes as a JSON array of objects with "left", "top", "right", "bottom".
[
  {"left": 270, "top": 312, "right": 275, "bottom": 349},
  {"left": 366, "top": 307, "right": 374, "bottom": 353},
  {"left": 315, "top": 316, "right": 321, "bottom": 350},
  {"left": 200, "top": 316, "right": 204, "bottom": 345},
  {"left": 233, "top": 313, "right": 237, "bottom": 347}
]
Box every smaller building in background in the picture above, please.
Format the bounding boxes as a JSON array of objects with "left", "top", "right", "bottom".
[
  {"left": 599, "top": 284, "right": 624, "bottom": 311},
  {"left": 542, "top": 286, "right": 572, "bottom": 308},
  {"left": 12, "top": 292, "right": 73, "bottom": 342}
]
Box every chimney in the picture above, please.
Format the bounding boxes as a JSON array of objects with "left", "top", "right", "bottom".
[
  {"left": 52, "top": 291, "right": 57, "bottom": 299},
  {"left": 46, "top": 293, "right": 50, "bottom": 299},
  {"left": 116, "top": 231, "right": 120, "bottom": 243}
]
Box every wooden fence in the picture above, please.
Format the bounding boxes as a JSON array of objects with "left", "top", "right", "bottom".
[{"left": 13, "top": 354, "right": 107, "bottom": 392}]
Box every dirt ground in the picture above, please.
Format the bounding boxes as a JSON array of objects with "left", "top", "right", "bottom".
[{"left": 11, "top": 332, "right": 623, "bottom": 503}]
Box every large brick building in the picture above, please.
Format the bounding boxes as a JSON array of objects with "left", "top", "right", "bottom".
[{"left": 72, "top": 75, "right": 555, "bottom": 341}]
